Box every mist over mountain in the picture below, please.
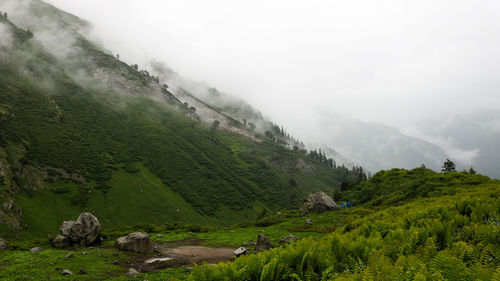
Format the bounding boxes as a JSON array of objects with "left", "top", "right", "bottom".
[
  {"left": 0, "top": 0, "right": 359, "bottom": 237},
  {"left": 404, "top": 110, "right": 500, "bottom": 178},
  {"left": 1, "top": 1, "right": 499, "bottom": 280},
  {"left": 33, "top": 0, "right": 500, "bottom": 179},
  {"left": 318, "top": 117, "right": 448, "bottom": 173}
]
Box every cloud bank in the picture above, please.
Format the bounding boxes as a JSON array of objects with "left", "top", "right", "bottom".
[{"left": 42, "top": 0, "right": 500, "bottom": 131}]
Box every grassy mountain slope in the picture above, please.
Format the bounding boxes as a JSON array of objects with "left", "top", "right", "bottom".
[
  {"left": 0, "top": 8, "right": 357, "bottom": 238},
  {"left": 0, "top": 169, "right": 498, "bottom": 280},
  {"left": 188, "top": 169, "right": 500, "bottom": 280}
]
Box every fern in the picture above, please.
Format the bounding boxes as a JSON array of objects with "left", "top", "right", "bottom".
[
  {"left": 260, "top": 258, "right": 277, "bottom": 281},
  {"left": 479, "top": 244, "right": 493, "bottom": 265},
  {"left": 492, "top": 267, "right": 500, "bottom": 281},
  {"left": 360, "top": 266, "right": 374, "bottom": 281}
]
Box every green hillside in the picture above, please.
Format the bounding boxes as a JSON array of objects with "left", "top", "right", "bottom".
[
  {"left": 2, "top": 2, "right": 498, "bottom": 280},
  {"left": 0, "top": 169, "right": 498, "bottom": 280},
  {"left": 189, "top": 169, "right": 500, "bottom": 280},
  {"left": 0, "top": 10, "right": 358, "bottom": 238}
]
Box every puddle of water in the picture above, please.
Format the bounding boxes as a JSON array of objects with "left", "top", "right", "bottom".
[{"left": 145, "top": 257, "right": 173, "bottom": 264}]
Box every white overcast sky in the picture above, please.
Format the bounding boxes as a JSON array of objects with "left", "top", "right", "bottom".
[{"left": 46, "top": 0, "right": 500, "bottom": 132}]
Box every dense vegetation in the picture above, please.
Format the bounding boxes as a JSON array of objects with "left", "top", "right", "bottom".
[
  {"left": 188, "top": 169, "right": 500, "bottom": 280},
  {"left": 2, "top": 3, "right": 499, "bottom": 281},
  {"left": 0, "top": 13, "right": 359, "bottom": 237},
  {"left": 337, "top": 167, "right": 491, "bottom": 207},
  {"left": 0, "top": 169, "right": 498, "bottom": 280}
]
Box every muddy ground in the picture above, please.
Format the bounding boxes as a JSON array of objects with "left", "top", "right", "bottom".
[{"left": 128, "top": 241, "right": 237, "bottom": 273}]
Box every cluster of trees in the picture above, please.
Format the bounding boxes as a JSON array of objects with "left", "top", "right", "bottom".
[
  {"left": 308, "top": 149, "right": 367, "bottom": 183},
  {"left": 308, "top": 149, "right": 335, "bottom": 169},
  {"left": 441, "top": 159, "right": 477, "bottom": 174},
  {"left": 128, "top": 63, "right": 160, "bottom": 83},
  {"left": 263, "top": 124, "right": 305, "bottom": 150}
]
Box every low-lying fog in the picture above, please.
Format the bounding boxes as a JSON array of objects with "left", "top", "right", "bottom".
[{"left": 10, "top": 0, "right": 500, "bottom": 177}]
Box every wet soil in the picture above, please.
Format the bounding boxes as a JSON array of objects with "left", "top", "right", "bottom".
[{"left": 126, "top": 241, "right": 235, "bottom": 273}]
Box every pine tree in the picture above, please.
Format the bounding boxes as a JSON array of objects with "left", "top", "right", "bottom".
[{"left": 441, "top": 159, "right": 456, "bottom": 172}]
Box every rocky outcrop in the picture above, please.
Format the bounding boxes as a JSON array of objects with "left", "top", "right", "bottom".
[
  {"left": 300, "top": 191, "right": 338, "bottom": 214},
  {"left": 71, "top": 212, "right": 102, "bottom": 246},
  {"left": 255, "top": 234, "right": 273, "bottom": 252},
  {"left": 52, "top": 212, "right": 102, "bottom": 248},
  {"left": 280, "top": 234, "right": 299, "bottom": 244},
  {"left": 0, "top": 238, "right": 7, "bottom": 250},
  {"left": 115, "top": 232, "right": 152, "bottom": 253}
]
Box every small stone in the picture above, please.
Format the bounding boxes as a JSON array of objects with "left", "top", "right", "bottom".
[
  {"left": 79, "top": 268, "right": 87, "bottom": 275},
  {"left": 305, "top": 219, "right": 312, "bottom": 225},
  {"left": 0, "top": 239, "right": 8, "bottom": 250},
  {"left": 29, "top": 247, "right": 43, "bottom": 253},
  {"left": 230, "top": 230, "right": 235, "bottom": 233},
  {"left": 234, "top": 247, "right": 247, "bottom": 257},
  {"left": 156, "top": 234, "right": 165, "bottom": 238},
  {"left": 82, "top": 251, "right": 87, "bottom": 255},
  {"left": 65, "top": 253, "right": 74, "bottom": 259},
  {"left": 280, "top": 234, "right": 299, "bottom": 244},
  {"left": 113, "top": 260, "right": 120, "bottom": 265},
  {"left": 61, "top": 269, "right": 74, "bottom": 275},
  {"left": 126, "top": 268, "right": 139, "bottom": 276}
]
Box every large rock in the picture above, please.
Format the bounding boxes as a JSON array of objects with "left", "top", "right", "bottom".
[
  {"left": 0, "top": 238, "right": 7, "bottom": 250},
  {"left": 115, "top": 232, "right": 152, "bottom": 253},
  {"left": 255, "top": 234, "right": 273, "bottom": 252},
  {"left": 300, "top": 191, "right": 338, "bottom": 214},
  {"left": 71, "top": 212, "right": 102, "bottom": 246},
  {"left": 54, "top": 213, "right": 102, "bottom": 247},
  {"left": 60, "top": 221, "right": 74, "bottom": 237},
  {"left": 52, "top": 235, "right": 69, "bottom": 248}
]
